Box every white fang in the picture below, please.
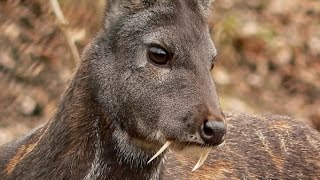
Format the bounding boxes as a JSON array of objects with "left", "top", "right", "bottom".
[
  {"left": 191, "top": 148, "right": 211, "bottom": 172},
  {"left": 218, "top": 141, "right": 226, "bottom": 148},
  {"left": 147, "top": 141, "right": 172, "bottom": 164}
]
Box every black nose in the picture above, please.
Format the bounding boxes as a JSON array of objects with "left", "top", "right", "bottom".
[{"left": 199, "top": 119, "right": 226, "bottom": 145}]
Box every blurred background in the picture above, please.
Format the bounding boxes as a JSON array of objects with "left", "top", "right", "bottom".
[{"left": 0, "top": 0, "right": 319, "bottom": 145}]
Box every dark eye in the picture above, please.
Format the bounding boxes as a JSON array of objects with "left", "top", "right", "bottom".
[
  {"left": 210, "top": 54, "right": 217, "bottom": 70},
  {"left": 210, "top": 62, "right": 215, "bottom": 70},
  {"left": 148, "top": 46, "right": 172, "bottom": 66}
]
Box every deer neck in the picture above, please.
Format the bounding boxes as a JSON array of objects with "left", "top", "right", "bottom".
[{"left": 43, "top": 68, "right": 165, "bottom": 179}]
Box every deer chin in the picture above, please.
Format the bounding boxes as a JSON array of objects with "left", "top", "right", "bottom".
[{"left": 147, "top": 140, "right": 226, "bottom": 172}]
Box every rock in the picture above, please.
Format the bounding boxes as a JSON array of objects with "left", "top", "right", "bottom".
[
  {"left": 241, "top": 22, "right": 259, "bottom": 36},
  {"left": 18, "top": 96, "right": 40, "bottom": 116},
  {"left": 0, "top": 52, "right": 16, "bottom": 69},
  {"left": 309, "top": 111, "right": 320, "bottom": 131},
  {"left": 308, "top": 36, "right": 320, "bottom": 56},
  {"left": 219, "top": 0, "right": 235, "bottom": 9},
  {"left": 267, "top": 0, "right": 298, "bottom": 15},
  {"left": 247, "top": 73, "right": 263, "bottom": 88},
  {"left": 220, "top": 96, "right": 256, "bottom": 113},
  {"left": 275, "top": 46, "right": 293, "bottom": 66},
  {"left": 213, "top": 68, "right": 231, "bottom": 85}
]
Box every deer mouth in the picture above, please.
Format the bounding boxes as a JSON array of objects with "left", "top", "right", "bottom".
[{"left": 147, "top": 140, "right": 226, "bottom": 172}]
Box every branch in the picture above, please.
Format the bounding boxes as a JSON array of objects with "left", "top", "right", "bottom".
[{"left": 49, "top": 0, "right": 80, "bottom": 68}]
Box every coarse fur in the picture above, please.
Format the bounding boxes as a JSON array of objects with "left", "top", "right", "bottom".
[
  {"left": 164, "top": 113, "right": 320, "bottom": 179},
  {"left": 0, "top": 0, "right": 320, "bottom": 179}
]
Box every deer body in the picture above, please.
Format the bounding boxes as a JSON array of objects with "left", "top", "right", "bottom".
[
  {"left": 1, "top": 111, "right": 319, "bottom": 179},
  {"left": 1, "top": 0, "right": 320, "bottom": 179},
  {"left": 165, "top": 113, "right": 320, "bottom": 180}
]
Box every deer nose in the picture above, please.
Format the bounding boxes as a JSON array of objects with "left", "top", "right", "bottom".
[{"left": 199, "top": 117, "right": 226, "bottom": 145}]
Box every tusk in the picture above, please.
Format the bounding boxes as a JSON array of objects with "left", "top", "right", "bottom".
[
  {"left": 191, "top": 148, "right": 211, "bottom": 172},
  {"left": 218, "top": 141, "right": 226, "bottom": 148},
  {"left": 147, "top": 141, "right": 172, "bottom": 164}
]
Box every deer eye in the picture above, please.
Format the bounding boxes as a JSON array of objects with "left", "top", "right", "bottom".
[
  {"left": 148, "top": 46, "right": 172, "bottom": 66},
  {"left": 210, "top": 54, "right": 217, "bottom": 70},
  {"left": 210, "top": 62, "right": 215, "bottom": 70}
]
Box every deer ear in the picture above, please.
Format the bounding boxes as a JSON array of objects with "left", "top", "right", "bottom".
[
  {"left": 104, "top": 0, "right": 156, "bottom": 28},
  {"left": 105, "top": 0, "right": 124, "bottom": 19},
  {"left": 106, "top": 0, "right": 155, "bottom": 13},
  {"left": 198, "top": 0, "right": 214, "bottom": 11}
]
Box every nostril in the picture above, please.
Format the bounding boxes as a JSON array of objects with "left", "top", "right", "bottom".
[
  {"left": 200, "top": 119, "right": 226, "bottom": 145},
  {"left": 203, "top": 120, "right": 214, "bottom": 136}
]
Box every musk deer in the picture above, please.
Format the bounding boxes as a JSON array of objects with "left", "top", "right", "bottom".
[{"left": 0, "top": 0, "right": 319, "bottom": 179}]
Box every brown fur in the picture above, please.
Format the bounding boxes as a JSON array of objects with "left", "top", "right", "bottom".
[
  {"left": 163, "top": 113, "right": 320, "bottom": 179},
  {"left": 1, "top": 112, "right": 319, "bottom": 179},
  {"left": 1, "top": 0, "right": 320, "bottom": 179}
]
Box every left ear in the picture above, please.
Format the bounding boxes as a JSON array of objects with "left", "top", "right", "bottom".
[
  {"left": 104, "top": 0, "right": 157, "bottom": 29},
  {"left": 198, "top": 0, "right": 214, "bottom": 12}
]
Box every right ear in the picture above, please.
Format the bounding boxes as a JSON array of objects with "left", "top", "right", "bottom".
[
  {"left": 104, "top": 0, "right": 121, "bottom": 28},
  {"left": 105, "top": 0, "right": 121, "bottom": 15}
]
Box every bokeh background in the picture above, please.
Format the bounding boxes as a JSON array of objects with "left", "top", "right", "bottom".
[{"left": 0, "top": 0, "right": 319, "bottom": 145}]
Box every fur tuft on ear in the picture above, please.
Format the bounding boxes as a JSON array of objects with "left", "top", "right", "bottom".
[
  {"left": 198, "top": 0, "right": 215, "bottom": 11},
  {"left": 104, "top": 0, "right": 156, "bottom": 29},
  {"left": 105, "top": 0, "right": 157, "bottom": 13},
  {"left": 106, "top": 0, "right": 120, "bottom": 13}
]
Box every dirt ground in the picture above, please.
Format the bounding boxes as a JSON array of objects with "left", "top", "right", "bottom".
[{"left": 0, "top": 0, "right": 319, "bottom": 145}]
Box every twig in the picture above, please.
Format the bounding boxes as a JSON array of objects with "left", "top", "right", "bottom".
[{"left": 49, "top": 0, "right": 80, "bottom": 68}]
